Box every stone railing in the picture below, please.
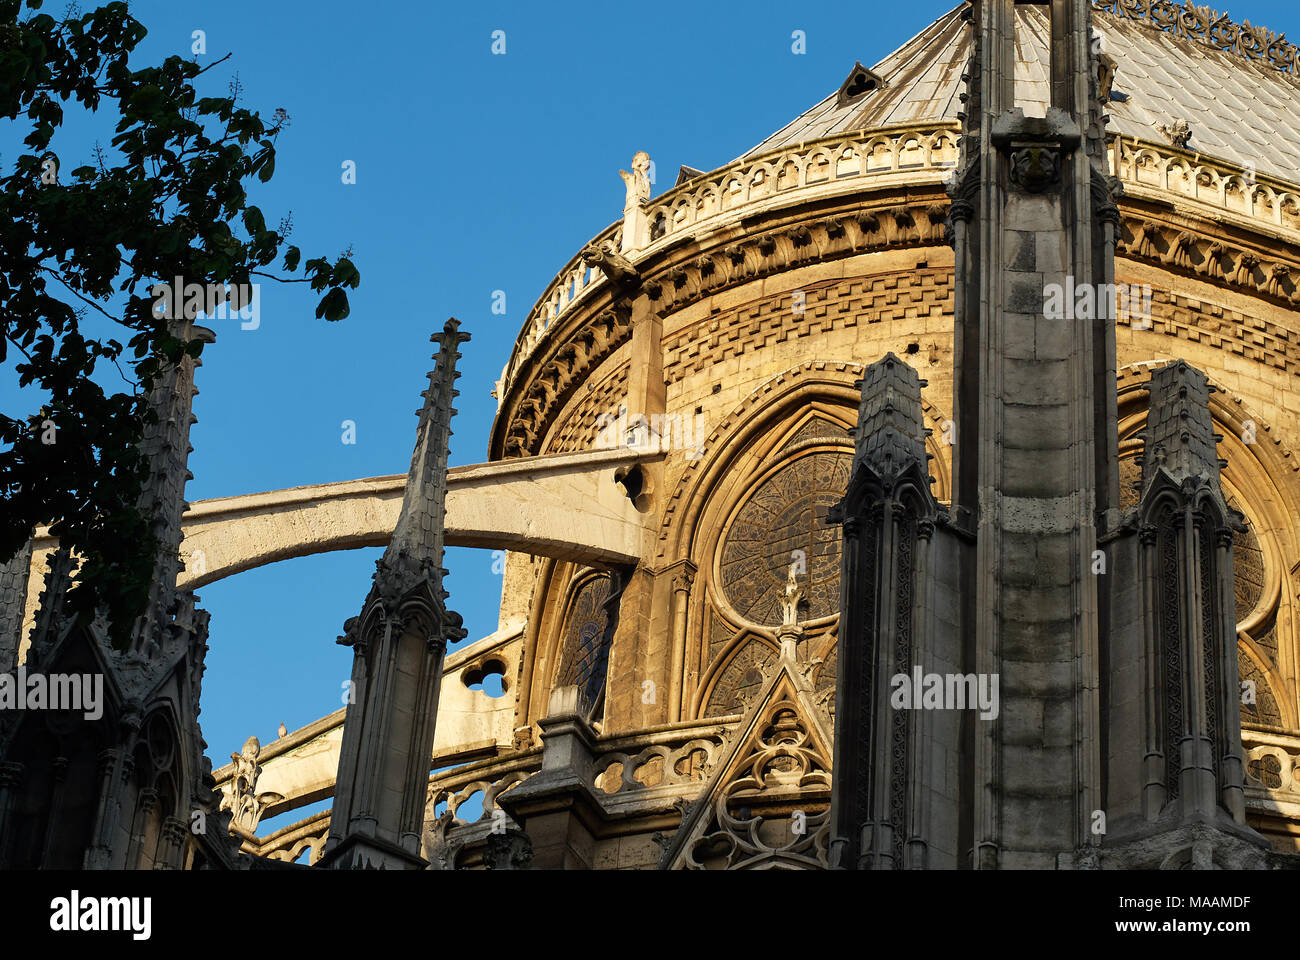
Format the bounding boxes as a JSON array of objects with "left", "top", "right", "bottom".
[
  {"left": 497, "top": 222, "right": 623, "bottom": 402},
  {"left": 637, "top": 126, "right": 959, "bottom": 256},
  {"left": 1244, "top": 729, "right": 1300, "bottom": 797},
  {"left": 254, "top": 809, "right": 330, "bottom": 866},
  {"left": 591, "top": 724, "right": 731, "bottom": 808},
  {"left": 1111, "top": 137, "right": 1300, "bottom": 234},
  {"left": 237, "top": 722, "right": 1299, "bottom": 864},
  {"left": 246, "top": 723, "right": 740, "bottom": 866},
  {"left": 247, "top": 751, "right": 545, "bottom": 866},
  {"left": 426, "top": 751, "right": 542, "bottom": 826},
  {"left": 496, "top": 125, "right": 960, "bottom": 407}
]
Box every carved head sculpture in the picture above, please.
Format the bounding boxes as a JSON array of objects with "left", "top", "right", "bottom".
[{"left": 1009, "top": 146, "right": 1060, "bottom": 194}]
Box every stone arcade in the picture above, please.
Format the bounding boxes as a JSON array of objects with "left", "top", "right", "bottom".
[{"left": 5, "top": 0, "right": 1300, "bottom": 869}]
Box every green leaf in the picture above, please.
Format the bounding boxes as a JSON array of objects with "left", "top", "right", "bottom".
[
  {"left": 242, "top": 205, "right": 265, "bottom": 235},
  {"left": 315, "top": 288, "right": 349, "bottom": 322},
  {"left": 332, "top": 257, "right": 360, "bottom": 289}
]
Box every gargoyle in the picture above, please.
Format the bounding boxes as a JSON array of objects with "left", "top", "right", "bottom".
[{"left": 582, "top": 239, "right": 641, "bottom": 290}]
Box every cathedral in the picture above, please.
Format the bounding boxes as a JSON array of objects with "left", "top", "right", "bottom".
[{"left": 4, "top": 0, "right": 1300, "bottom": 870}]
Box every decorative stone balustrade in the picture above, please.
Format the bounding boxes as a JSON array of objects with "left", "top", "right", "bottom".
[
  {"left": 1244, "top": 729, "right": 1300, "bottom": 797},
  {"left": 1112, "top": 138, "right": 1300, "bottom": 233},
  {"left": 256, "top": 810, "right": 329, "bottom": 866},
  {"left": 496, "top": 222, "right": 622, "bottom": 400},
  {"left": 637, "top": 128, "right": 959, "bottom": 255},
  {"left": 239, "top": 725, "right": 1300, "bottom": 863},
  {"left": 496, "top": 122, "right": 1300, "bottom": 421},
  {"left": 427, "top": 755, "right": 541, "bottom": 826},
  {"left": 591, "top": 727, "right": 730, "bottom": 803},
  {"left": 1094, "top": 0, "right": 1300, "bottom": 74},
  {"left": 496, "top": 125, "right": 960, "bottom": 407}
]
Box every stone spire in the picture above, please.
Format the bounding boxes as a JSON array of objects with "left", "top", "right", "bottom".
[
  {"left": 1100, "top": 358, "right": 1266, "bottom": 865},
  {"left": 851, "top": 352, "right": 930, "bottom": 482},
  {"left": 22, "top": 318, "right": 214, "bottom": 660},
  {"left": 828, "top": 352, "right": 953, "bottom": 870},
  {"left": 130, "top": 320, "right": 215, "bottom": 651},
  {"left": 1138, "top": 361, "right": 1226, "bottom": 495},
  {"left": 374, "top": 318, "right": 470, "bottom": 610},
  {"left": 0, "top": 318, "right": 238, "bottom": 871},
  {"left": 323, "top": 318, "right": 470, "bottom": 870}
]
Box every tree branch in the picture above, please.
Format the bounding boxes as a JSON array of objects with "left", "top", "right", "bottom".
[{"left": 38, "top": 267, "right": 123, "bottom": 325}]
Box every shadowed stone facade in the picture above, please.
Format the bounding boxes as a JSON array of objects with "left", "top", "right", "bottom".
[{"left": 5, "top": 0, "right": 1300, "bottom": 870}]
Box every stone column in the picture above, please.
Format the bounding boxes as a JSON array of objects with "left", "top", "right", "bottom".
[
  {"left": 1180, "top": 513, "right": 1217, "bottom": 819},
  {"left": 0, "top": 761, "right": 24, "bottom": 866},
  {"left": 155, "top": 816, "right": 188, "bottom": 870},
  {"left": 124, "top": 787, "right": 158, "bottom": 870},
  {"left": 37, "top": 756, "right": 69, "bottom": 866},
  {"left": 84, "top": 747, "right": 122, "bottom": 869},
  {"left": 1214, "top": 526, "right": 1247, "bottom": 823},
  {"left": 1138, "top": 523, "right": 1166, "bottom": 820},
  {"left": 667, "top": 563, "right": 696, "bottom": 722}
]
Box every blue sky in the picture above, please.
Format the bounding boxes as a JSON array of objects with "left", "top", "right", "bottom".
[{"left": 6, "top": 0, "right": 1299, "bottom": 806}]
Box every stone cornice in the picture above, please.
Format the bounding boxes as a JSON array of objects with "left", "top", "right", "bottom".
[
  {"left": 492, "top": 125, "right": 961, "bottom": 432},
  {"left": 492, "top": 129, "right": 1300, "bottom": 465},
  {"left": 494, "top": 197, "right": 953, "bottom": 461},
  {"left": 642, "top": 200, "right": 952, "bottom": 320},
  {"left": 1118, "top": 211, "right": 1300, "bottom": 307}
]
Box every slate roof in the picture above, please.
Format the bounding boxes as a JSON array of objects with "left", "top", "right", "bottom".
[{"left": 741, "top": 3, "right": 1300, "bottom": 186}]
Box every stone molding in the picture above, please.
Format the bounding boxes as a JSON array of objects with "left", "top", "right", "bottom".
[{"left": 495, "top": 129, "right": 1300, "bottom": 466}]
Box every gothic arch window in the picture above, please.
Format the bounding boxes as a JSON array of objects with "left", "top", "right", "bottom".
[
  {"left": 717, "top": 450, "right": 852, "bottom": 628},
  {"left": 689, "top": 401, "right": 856, "bottom": 721},
  {"left": 702, "top": 636, "right": 777, "bottom": 718},
  {"left": 127, "top": 710, "right": 181, "bottom": 869},
  {"left": 554, "top": 573, "right": 615, "bottom": 714}
]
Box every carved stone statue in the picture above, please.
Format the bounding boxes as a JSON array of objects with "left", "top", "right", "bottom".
[
  {"left": 619, "top": 151, "right": 652, "bottom": 212},
  {"left": 1157, "top": 118, "right": 1192, "bottom": 149},
  {"left": 220, "top": 735, "right": 284, "bottom": 836},
  {"left": 779, "top": 563, "right": 805, "bottom": 627}
]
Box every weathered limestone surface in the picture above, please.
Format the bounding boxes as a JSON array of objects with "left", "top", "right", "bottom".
[{"left": 13, "top": 0, "right": 1300, "bottom": 871}]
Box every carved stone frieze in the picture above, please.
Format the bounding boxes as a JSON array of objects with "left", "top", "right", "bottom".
[
  {"left": 1119, "top": 215, "right": 1300, "bottom": 306},
  {"left": 644, "top": 199, "right": 950, "bottom": 323}
]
